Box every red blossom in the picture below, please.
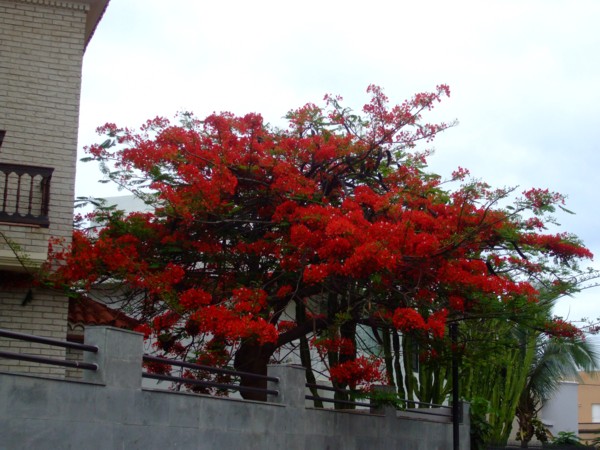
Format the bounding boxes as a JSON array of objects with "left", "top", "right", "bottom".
[
  {"left": 545, "top": 318, "right": 584, "bottom": 340},
  {"left": 276, "top": 320, "right": 296, "bottom": 333},
  {"left": 42, "top": 84, "right": 594, "bottom": 392},
  {"left": 134, "top": 323, "right": 152, "bottom": 339},
  {"left": 143, "top": 359, "right": 172, "bottom": 375},
  {"left": 427, "top": 309, "right": 448, "bottom": 338},
  {"left": 311, "top": 337, "right": 356, "bottom": 357},
  {"left": 329, "top": 356, "right": 385, "bottom": 388},
  {"left": 393, "top": 308, "right": 427, "bottom": 333},
  {"left": 448, "top": 295, "right": 465, "bottom": 312},
  {"left": 179, "top": 288, "right": 212, "bottom": 309},
  {"left": 152, "top": 311, "right": 181, "bottom": 332},
  {"left": 303, "top": 264, "right": 330, "bottom": 284},
  {"left": 276, "top": 285, "right": 294, "bottom": 298},
  {"left": 520, "top": 233, "right": 593, "bottom": 260}
]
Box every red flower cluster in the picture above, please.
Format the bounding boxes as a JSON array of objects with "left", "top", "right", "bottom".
[
  {"left": 312, "top": 337, "right": 355, "bottom": 357},
  {"left": 392, "top": 308, "right": 448, "bottom": 338},
  {"left": 329, "top": 356, "right": 385, "bottom": 388},
  {"left": 179, "top": 288, "right": 212, "bottom": 309},
  {"left": 43, "top": 84, "right": 593, "bottom": 390},
  {"left": 521, "top": 233, "right": 593, "bottom": 260},
  {"left": 545, "top": 318, "right": 584, "bottom": 340},
  {"left": 393, "top": 308, "right": 426, "bottom": 332}
]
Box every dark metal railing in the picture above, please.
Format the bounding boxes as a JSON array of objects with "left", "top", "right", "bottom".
[
  {"left": 0, "top": 328, "right": 98, "bottom": 371},
  {"left": 306, "top": 382, "right": 372, "bottom": 408},
  {"left": 0, "top": 162, "right": 53, "bottom": 227},
  {"left": 142, "top": 354, "right": 279, "bottom": 398},
  {"left": 306, "top": 382, "right": 453, "bottom": 419},
  {"left": 397, "top": 398, "right": 454, "bottom": 419}
]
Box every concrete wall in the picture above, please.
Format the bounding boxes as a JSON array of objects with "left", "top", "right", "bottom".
[{"left": 0, "top": 326, "right": 470, "bottom": 450}]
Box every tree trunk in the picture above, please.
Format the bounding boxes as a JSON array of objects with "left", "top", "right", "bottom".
[{"left": 234, "top": 341, "right": 275, "bottom": 401}]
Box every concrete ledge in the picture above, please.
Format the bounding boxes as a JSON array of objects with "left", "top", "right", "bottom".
[{"left": 0, "top": 249, "right": 48, "bottom": 271}]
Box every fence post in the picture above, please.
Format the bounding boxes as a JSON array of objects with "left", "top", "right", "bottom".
[
  {"left": 83, "top": 326, "right": 143, "bottom": 389},
  {"left": 370, "top": 385, "right": 397, "bottom": 416},
  {"left": 460, "top": 401, "right": 470, "bottom": 450},
  {"left": 267, "top": 364, "right": 305, "bottom": 408}
]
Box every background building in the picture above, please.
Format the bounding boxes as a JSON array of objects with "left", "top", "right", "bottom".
[{"left": 577, "top": 372, "right": 600, "bottom": 444}]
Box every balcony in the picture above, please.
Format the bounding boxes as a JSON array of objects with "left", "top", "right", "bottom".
[{"left": 0, "top": 163, "right": 53, "bottom": 228}]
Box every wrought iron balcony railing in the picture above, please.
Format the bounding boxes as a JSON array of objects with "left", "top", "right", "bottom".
[{"left": 0, "top": 163, "right": 53, "bottom": 227}]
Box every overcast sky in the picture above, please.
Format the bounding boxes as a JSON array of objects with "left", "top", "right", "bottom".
[{"left": 76, "top": 0, "right": 600, "bottom": 324}]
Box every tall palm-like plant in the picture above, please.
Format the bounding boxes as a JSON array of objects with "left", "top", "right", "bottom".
[{"left": 516, "top": 334, "right": 599, "bottom": 448}]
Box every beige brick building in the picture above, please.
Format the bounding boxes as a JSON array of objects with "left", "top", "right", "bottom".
[
  {"left": 577, "top": 372, "right": 600, "bottom": 443},
  {"left": 0, "top": 0, "right": 109, "bottom": 375}
]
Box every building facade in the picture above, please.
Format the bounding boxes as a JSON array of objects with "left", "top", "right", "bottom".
[
  {"left": 577, "top": 371, "right": 600, "bottom": 443},
  {"left": 0, "top": 0, "right": 109, "bottom": 375}
]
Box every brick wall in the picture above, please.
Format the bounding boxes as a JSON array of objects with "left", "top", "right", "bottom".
[
  {"left": 0, "top": 290, "right": 72, "bottom": 376},
  {"left": 0, "top": 0, "right": 92, "bottom": 374}
]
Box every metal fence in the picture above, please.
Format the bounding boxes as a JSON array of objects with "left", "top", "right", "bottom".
[
  {"left": 305, "top": 381, "right": 454, "bottom": 420},
  {"left": 142, "top": 354, "right": 279, "bottom": 398},
  {"left": 0, "top": 328, "right": 98, "bottom": 371},
  {"left": 1, "top": 327, "right": 453, "bottom": 422}
]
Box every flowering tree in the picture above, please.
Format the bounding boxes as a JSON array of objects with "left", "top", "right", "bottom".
[{"left": 47, "top": 85, "right": 594, "bottom": 401}]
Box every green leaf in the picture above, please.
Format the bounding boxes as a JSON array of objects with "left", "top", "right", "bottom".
[
  {"left": 558, "top": 205, "right": 575, "bottom": 214},
  {"left": 100, "top": 138, "right": 114, "bottom": 149}
]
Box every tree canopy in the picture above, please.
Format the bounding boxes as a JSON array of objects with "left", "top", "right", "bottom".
[{"left": 46, "top": 85, "right": 595, "bottom": 401}]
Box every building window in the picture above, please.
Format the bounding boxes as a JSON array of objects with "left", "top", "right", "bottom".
[{"left": 592, "top": 404, "right": 600, "bottom": 423}]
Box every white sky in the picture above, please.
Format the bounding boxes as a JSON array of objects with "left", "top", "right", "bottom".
[{"left": 76, "top": 0, "right": 600, "bottom": 325}]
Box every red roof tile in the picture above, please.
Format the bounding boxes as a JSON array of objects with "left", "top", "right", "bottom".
[{"left": 68, "top": 297, "right": 139, "bottom": 329}]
